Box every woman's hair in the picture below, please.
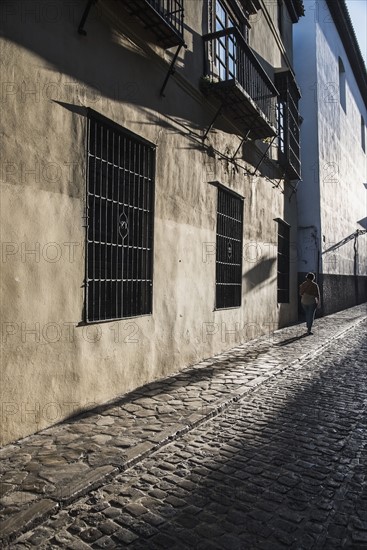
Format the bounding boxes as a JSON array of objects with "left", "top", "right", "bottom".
[{"left": 306, "top": 272, "right": 315, "bottom": 280}]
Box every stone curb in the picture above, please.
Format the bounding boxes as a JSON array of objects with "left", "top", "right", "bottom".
[
  {"left": 1, "top": 314, "right": 366, "bottom": 545},
  {"left": 0, "top": 500, "right": 59, "bottom": 544}
]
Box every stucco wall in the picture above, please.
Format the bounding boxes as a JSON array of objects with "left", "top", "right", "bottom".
[
  {"left": 294, "top": 0, "right": 367, "bottom": 313},
  {"left": 249, "top": 0, "right": 293, "bottom": 71},
  {"left": 1, "top": 0, "right": 299, "bottom": 444},
  {"left": 315, "top": 8, "right": 367, "bottom": 277}
]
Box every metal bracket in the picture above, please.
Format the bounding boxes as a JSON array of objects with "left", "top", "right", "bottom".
[
  {"left": 78, "top": 0, "right": 98, "bottom": 36},
  {"left": 232, "top": 130, "right": 251, "bottom": 160},
  {"left": 160, "top": 43, "right": 186, "bottom": 97},
  {"left": 288, "top": 180, "right": 299, "bottom": 201},
  {"left": 250, "top": 135, "right": 276, "bottom": 176},
  {"left": 203, "top": 105, "right": 223, "bottom": 140},
  {"left": 272, "top": 167, "right": 287, "bottom": 190}
]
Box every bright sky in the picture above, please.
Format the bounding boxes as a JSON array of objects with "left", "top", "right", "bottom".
[{"left": 345, "top": 0, "right": 367, "bottom": 66}]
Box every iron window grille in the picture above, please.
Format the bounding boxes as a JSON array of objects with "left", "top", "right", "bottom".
[
  {"left": 86, "top": 112, "right": 155, "bottom": 322},
  {"left": 275, "top": 71, "right": 301, "bottom": 179},
  {"left": 120, "top": 0, "right": 185, "bottom": 48},
  {"left": 276, "top": 219, "right": 290, "bottom": 303},
  {"left": 338, "top": 57, "right": 346, "bottom": 113},
  {"left": 216, "top": 187, "right": 244, "bottom": 309},
  {"left": 203, "top": 1, "right": 279, "bottom": 136},
  {"left": 147, "top": 0, "right": 184, "bottom": 36}
]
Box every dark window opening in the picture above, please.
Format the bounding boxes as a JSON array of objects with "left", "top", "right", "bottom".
[
  {"left": 276, "top": 219, "right": 290, "bottom": 303},
  {"left": 338, "top": 57, "right": 346, "bottom": 112},
  {"left": 216, "top": 187, "right": 243, "bottom": 309},
  {"left": 86, "top": 113, "right": 155, "bottom": 322},
  {"left": 203, "top": 0, "right": 278, "bottom": 138}
]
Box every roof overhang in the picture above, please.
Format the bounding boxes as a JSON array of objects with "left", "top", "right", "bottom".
[{"left": 284, "top": 0, "right": 305, "bottom": 23}]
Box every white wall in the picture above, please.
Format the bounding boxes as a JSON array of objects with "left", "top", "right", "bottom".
[{"left": 294, "top": 0, "right": 367, "bottom": 278}]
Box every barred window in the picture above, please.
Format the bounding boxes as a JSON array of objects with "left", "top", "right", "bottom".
[
  {"left": 276, "top": 219, "right": 290, "bottom": 303},
  {"left": 86, "top": 112, "right": 155, "bottom": 322},
  {"left": 216, "top": 187, "right": 243, "bottom": 309}
]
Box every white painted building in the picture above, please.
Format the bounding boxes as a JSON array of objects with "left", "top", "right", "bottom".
[{"left": 294, "top": 0, "right": 367, "bottom": 314}]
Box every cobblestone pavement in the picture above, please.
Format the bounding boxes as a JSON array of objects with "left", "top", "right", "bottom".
[{"left": 0, "top": 305, "right": 366, "bottom": 547}]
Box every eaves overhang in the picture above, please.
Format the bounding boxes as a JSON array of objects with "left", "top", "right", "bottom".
[{"left": 284, "top": 0, "right": 305, "bottom": 23}]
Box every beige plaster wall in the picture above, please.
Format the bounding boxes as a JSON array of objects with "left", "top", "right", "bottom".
[{"left": 0, "top": 0, "right": 298, "bottom": 444}]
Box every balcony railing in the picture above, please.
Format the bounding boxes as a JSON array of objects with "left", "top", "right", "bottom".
[
  {"left": 120, "top": 0, "right": 184, "bottom": 49},
  {"left": 202, "top": 28, "right": 278, "bottom": 139},
  {"left": 275, "top": 71, "right": 301, "bottom": 179}
]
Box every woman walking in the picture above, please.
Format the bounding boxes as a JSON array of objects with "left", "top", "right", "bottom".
[{"left": 299, "top": 272, "right": 320, "bottom": 335}]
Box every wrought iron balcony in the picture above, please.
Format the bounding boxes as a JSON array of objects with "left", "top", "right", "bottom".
[
  {"left": 202, "top": 28, "right": 278, "bottom": 140},
  {"left": 120, "top": 0, "right": 185, "bottom": 49},
  {"left": 275, "top": 71, "right": 301, "bottom": 180}
]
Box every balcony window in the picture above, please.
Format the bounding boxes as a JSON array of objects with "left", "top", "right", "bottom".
[
  {"left": 86, "top": 112, "right": 155, "bottom": 322},
  {"left": 202, "top": 1, "right": 278, "bottom": 139},
  {"left": 275, "top": 71, "right": 301, "bottom": 179},
  {"left": 120, "top": 0, "right": 185, "bottom": 48},
  {"left": 216, "top": 186, "right": 243, "bottom": 309},
  {"left": 215, "top": 0, "right": 237, "bottom": 80}
]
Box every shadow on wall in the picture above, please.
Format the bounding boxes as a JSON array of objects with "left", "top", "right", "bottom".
[
  {"left": 243, "top": 257, "right": 276, "bottom": 291},
  {"left": 0, "top": 0, "right": 239, "bottom": 141},
  {"left": 0, "top": 0, "right": 284, "bottom": 185}
]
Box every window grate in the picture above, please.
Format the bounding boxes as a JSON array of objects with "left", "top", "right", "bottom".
[
  {"left": 204, "top": 2, "right": 278, "bottom": 128},
  {"left": 214, "top": 0, "right": 237, "bottom": 81},
  {"left": 86, "top": 113, "right": 155, "bottom": 322},
  {"left": 216, "top": 187, "right": 243, "bottom": 309},
  {"left": 121, "top": 0, "right": 184, "bottom": 48},
  {"left": 146, "top": 0, "right": 185, "bottom": 37},
  {"left": 277, "top": 219, "right": 290, "bottom": 303}
]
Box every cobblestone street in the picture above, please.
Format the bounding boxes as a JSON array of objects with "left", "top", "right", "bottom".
[{"left": 1, "top": 305, "right": 367, "bottom": 549}]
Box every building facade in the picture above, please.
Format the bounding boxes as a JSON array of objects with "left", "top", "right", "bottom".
[
  {"left": 294, "top": 0, "right": 367, "bottom": 315},
  {"left": 0, "top": 0, "right": 303, "bottom": 444}
]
